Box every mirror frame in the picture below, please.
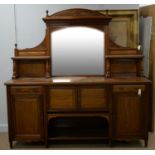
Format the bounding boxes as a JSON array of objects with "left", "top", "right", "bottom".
[{"left": 42, "top": 8, "right": 112, "bottom": 77}]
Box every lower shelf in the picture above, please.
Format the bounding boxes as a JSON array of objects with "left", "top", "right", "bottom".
[{"left": 48, "top": 116, "right": 109, "bottom": 140}]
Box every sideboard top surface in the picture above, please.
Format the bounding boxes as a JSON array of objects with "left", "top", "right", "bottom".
[{"left": 5, "top": 76, "right": 151, "bottom": 86}]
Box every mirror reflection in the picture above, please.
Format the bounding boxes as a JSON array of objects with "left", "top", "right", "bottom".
[{"left": 51, "top": 26, "right": 105, "bottom": 76}]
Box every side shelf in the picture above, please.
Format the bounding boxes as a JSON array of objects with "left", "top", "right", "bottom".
[
  {"left": 105, "top": 49, "right": 144, "bottom": 77},
  {"left": 12, "top": 56, "right": 50, "bottom": 79}
]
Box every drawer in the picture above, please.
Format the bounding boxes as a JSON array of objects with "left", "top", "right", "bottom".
[
  {"left": 80, "top": 87, "right": 108, "bottom": 110},
  {"left": 113, "top": 85, "right": 145, "bottom": 93},
  {"left": 10, "top": 86, "right": 43, "bottom": 94},
  {"left": 49, "top": 87, "right": 76, "bottom": 111}
]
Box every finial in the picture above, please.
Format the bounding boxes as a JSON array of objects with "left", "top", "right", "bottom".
[
  {"left": 106, "top": 10, "right": 109, "bottom": 15},
  {"left": 15, "top": 43, "right": 17, "bottom": 49},
  {"left": 46, "top": 10, "right": 49, "bottom": 16}
]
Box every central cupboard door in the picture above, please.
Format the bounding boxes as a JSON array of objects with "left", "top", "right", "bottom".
[
  {"left": 79, "top": 86, "right": 109, "bottom": 111},
  {"left": 49, "top": 86, "right": 77, "bottom": 111},
  {"left": 49, "top": 86, "right": 109, "bottom": 111}
]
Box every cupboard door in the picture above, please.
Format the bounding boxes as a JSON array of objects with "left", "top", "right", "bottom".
[
  {"left": 10, "top": 86, "right": 44, "bottom": 141},
  {"left": 49, "top": 87, "right": 76, "bottom": 111},
  {"left": 80, "top": 86, "right": 108, "bottom": 111},
  {"left": 113, "top": 85, "right": 147, "bottom": 138}
]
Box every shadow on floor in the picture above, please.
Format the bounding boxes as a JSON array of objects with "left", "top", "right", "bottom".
[{"left": 11, "top": 140, "right": 145, "bottom": 150}]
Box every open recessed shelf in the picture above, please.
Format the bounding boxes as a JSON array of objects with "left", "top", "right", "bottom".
[{"left": 48, "top": 116, "right": 109, "bottom": 140}]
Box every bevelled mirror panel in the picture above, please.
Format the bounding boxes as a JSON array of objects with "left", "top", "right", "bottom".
[{"left": 51, "top": 26, "right": 105, "bottom": 76}]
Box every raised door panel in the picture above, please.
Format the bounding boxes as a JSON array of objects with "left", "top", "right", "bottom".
[
  {"left": 80, "top": 87, "right": 108, "bottom": 111},
  {"left": 10, "top": 87, "right": 44, "bottom": 141},
  {"left": 113, "top": 85, "right": 146, "bottom": 137},
  {"left": 49, "top": 87, "right": 76, "bottom": 111}
]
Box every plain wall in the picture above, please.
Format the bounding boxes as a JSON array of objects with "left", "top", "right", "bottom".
[
  {"left": 0, "top": 5, "right": 15, "bottom": 132},
  {"left": 15, "top": 4, "right": 139, "bottom": 49},
  {"left": 0, "top": 4, "right": 139, "bottom": 132}
]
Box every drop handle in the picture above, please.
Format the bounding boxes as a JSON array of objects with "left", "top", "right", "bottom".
[{"left": 138, "top": 89, "right": 142, "bottom": 96}]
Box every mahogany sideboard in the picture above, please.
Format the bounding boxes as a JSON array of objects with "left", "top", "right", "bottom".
[
  {"left": 4, "top": 8, "right": 152, "bottom": 148},
  {"left": 5, "top": 77, "right": 151, "bottom": 148}
]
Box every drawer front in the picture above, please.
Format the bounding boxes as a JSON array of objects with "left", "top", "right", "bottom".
[
  {"left": 49, "top": 87, "right": 76, "bottom": 111},
  {"left": 80, "top": 87, "right": 108, "bottom": 110},
  {"left": 10, "top": 86, "right": 43, "bottom": 94},
  {"left": 113, "top": 85, "right": 145, "bottom": 93}
]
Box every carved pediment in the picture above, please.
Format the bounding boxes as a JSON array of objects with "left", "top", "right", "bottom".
[
  {"left": 50, "top": 8, "right": 107, "bottom": 17},
  {"left": 43, "top": 8, "right": 112, "bottom": 24}
]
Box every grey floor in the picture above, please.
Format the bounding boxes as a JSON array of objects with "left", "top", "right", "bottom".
[{"left": 0, "top": 132, "right": 155, "bottom": 150}]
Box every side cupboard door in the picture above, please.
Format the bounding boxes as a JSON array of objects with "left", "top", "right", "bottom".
[
  {"left": 112, "top": 85, "right": 148, "bottom": 139},
  {"left": 9, "top": 86, "right": 45, "bottom": 141}
]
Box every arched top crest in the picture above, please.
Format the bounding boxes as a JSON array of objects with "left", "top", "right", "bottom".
[{"left": 43, "top": 8, "right": 112, "bottom": 25}]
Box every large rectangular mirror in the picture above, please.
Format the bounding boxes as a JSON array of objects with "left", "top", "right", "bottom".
[{"left": 51, "top": 26, "right": 105, "bottom": 76}]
